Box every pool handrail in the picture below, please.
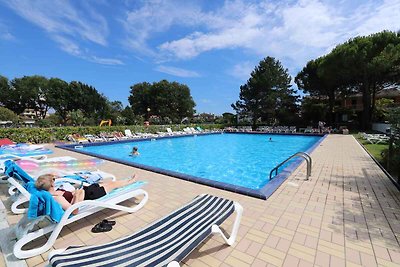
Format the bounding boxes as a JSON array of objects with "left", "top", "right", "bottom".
[{"left": 270, "top": 152, "right": 312, "bottom": 180}]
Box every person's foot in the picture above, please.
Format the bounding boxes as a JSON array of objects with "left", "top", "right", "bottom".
[{"left": 128, "top": 174, "right": 136, "bottom": 183}]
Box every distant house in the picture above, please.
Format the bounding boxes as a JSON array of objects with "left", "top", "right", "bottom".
[
  {"left": 19, "top": 108, "right": 51, "bottom": 126},
  {"left": 192, "top": 113, "right": 216, "bottom": 123},
  {"left": 21, "top": 109, "right": 37, "bottom": 119},
  {"left": 341, "top": 87, "right": 400, "bottom": 112},
  {"left": 338, "top": 87, "right": 400, "bottom": 123},
  {"left": 0, "top": 121, "right": 13, "bottom": 128}
]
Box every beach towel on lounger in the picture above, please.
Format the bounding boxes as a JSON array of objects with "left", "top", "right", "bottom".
[{"left": 25, "top": 182, "right": 64, "bottom": 223}]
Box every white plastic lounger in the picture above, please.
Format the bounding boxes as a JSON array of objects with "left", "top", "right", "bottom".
[
  {"left": 124, "top": 129, "right": 140, "bottom": 139},
  {"left": 49, "top": 194, "right": 242, "bottom": 267},
  {"left": 13, "top": 181, "right": 148, "bottom": 259},
  {"left": 0, "top": 154, "right": 49, "bottom": 174},
  {"left": 5, "top": 161, "right": 115, "bottom": 214},
  {"left": 8, "top": 172, "right": 116, "bottom": 214}
]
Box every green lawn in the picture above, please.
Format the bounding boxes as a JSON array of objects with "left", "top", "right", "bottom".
[{"left": 354, "top": 134, "right": 388, "bottom": 163}]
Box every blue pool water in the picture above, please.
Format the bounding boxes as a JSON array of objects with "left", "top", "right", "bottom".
[{"left": 78, "top": 133, "right": 321, "bottom": 190}]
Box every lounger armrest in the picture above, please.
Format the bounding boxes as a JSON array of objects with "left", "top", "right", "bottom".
[
  {"left": 62, "top": 189, "right": 148, "bottom": 222},
  {"left": 211, "top": 202, "right": 243, "bottom": 246}
]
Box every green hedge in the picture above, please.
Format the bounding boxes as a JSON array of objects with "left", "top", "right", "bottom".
[{"left": 0, "top": 124, "right": 224, "bottom": 144}]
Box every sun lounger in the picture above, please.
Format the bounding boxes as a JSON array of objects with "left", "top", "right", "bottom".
[
  {"left": 12, "top": 180, "right": 148, "bottom": 259},
  {"left": 366, "top": 135, "right": 390, "bottom": 144},
  {"left": 124, "top": 129, "right": 140, "bottom": 139},
  {"left": 66, "top": 134, "right": 89, "bottom": 144},
  {"left": 113, "top": 131, "right": 129, "bottom": 140},
  {"left": 166, "top": 127, "right": 185, "bottom": 135},
  {"left": 84, "top": 134, "right": 104, "bottom": 142},
  {"left": 99, "top": 132, "right": 118, "bottom": 141},
  {"left": 0, "top": 154, "right": 49, "bottom": 174},
  {"left": 49, "top": 194, "right": 242, "bottom": 267},
  {"left": 5, "top": 160, "right": 115, "bottom": 214},
  {"left": 0, "top": 144, "right": 52, "bottom": 156}
]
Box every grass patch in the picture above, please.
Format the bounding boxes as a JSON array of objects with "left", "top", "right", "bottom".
[{"left": 354, "top": 134, "right": 388, "bottom": 163}]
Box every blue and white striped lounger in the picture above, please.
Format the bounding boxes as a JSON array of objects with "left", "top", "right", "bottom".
[{"left": 49, "top": 194, "right": 243, "bottom": 267}]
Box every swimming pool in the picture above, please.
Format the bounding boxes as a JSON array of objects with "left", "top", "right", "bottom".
[{"left": 59, "top": 133, "right": 324, "bottom": 199}]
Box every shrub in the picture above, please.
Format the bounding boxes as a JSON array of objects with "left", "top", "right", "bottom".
[
  {"left": 0, "top": 124, "right": 224, "bottom": 143},
  {"left": 0, "top": 107, "right": 19, "bottom": 123}
]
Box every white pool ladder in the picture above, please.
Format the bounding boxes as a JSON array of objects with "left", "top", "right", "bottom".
[{"left": 269, "top": 152, "right": 312, "bottom": 180}]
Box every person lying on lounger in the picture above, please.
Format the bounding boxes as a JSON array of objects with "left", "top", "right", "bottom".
[{"left": 35, "top": 174, "right": 137, "bottom": 215}]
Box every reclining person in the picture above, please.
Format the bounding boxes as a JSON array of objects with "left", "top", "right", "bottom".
[{"left": 35, "top": 174, "right": 137, "bottom": 215}]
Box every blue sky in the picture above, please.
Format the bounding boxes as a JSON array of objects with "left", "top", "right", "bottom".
[{"left": 0, "top": 0, "right": 399, "bottom": 115}]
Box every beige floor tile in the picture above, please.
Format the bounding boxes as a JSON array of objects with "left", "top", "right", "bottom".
[{"left": 2, "top": 135, "right": 400, "bottom": 266}]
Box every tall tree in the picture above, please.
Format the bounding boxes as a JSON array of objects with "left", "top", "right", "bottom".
[
  {"left": 295, "top": 56, "right": 344, "bottom": 124},
  {"left": 128, "top": 80, "right": 196, "bottom": 123},
  {"left": 0, "top": 75, "right": 11, "bottom": 108},
  {"left": 231, "top": 57, "right": 298, "bottom": 129},
  {"left": 68, "top": 81, "right": 109, "bottom": 123},
  {"left": 0, "top": 76, "right": 34, "bottom": 114},
  {"left": 47, "top": 78, "right": 71, "bottom": 124}
]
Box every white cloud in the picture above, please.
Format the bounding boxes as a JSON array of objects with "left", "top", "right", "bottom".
[
  {"left": 1, "top": 0, "right": 124, "bottom": 65},
  {"left": 121, "top": 0, "right": 203, "bottom": 57},
  {"left": 230, "top": 61, "right": 255, "bottom": 81},
  {"left": 0, "top": 21, "right": 15, "bottom": 41},
  {"left": 155, "top": 65, "right": 200, "bottom": 78},
  {"left": 52, "top": 35, "right": 123, "bottom": 65},
  {"left": 89, "top": 56, "right": 124, "bottom": 65},
  {"left": 122, "top": 0, "right": 400, "bottom": 72},
  {"left": 353, "top": 0, "right": 400, "bottom": 36},
  {"left": 3, "top": 0, "right": 109, "bottom": 45},
  {"left": 53, "top": 36, "right": 82, "bottom": 56}
]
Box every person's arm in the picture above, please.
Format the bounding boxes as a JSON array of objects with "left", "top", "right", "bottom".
[
  {"left": 69, "top": 189, "right": 85, "bottom": 214},
  {"left": 53, "top": 189, "right": 84, "bottom": 215},
  {"left": 53, "top": 195, "right": 75, "bottom": 214}
]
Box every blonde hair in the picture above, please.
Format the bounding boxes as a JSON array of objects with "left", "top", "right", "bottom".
[{"left": 35, "top": 174, "right": 56, "bottom": 191}]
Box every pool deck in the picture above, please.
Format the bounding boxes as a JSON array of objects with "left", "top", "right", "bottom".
[{"left": 1, "top": 134, "right": 400, "bottom": 266}]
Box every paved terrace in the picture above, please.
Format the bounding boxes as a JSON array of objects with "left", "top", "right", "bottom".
[{"left": 1, "top": 134, "right": 400, "bottom": 267}]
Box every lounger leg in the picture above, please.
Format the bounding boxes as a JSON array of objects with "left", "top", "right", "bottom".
[
  {"left": 167, "top": 261, "right": 180, "bottom": 267},
  {"left": 13, "top": 216, "right": 60, "bottom": 259},
  {"left": 8, "top": 185, "right": 16, "bottom": 195},
  {"left": 211, "top": 202, "right": 243, "bottom": 246},
  {"left": 11, "top": 196, "right": 28, "bottom": 214}
]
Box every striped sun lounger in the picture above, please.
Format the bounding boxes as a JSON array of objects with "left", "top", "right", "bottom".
[{"left": 49, "top": 194, "right": 243, "bottom": 267}]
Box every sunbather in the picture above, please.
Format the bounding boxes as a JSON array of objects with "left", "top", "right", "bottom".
[{"left": 35, "top": 174, "right": 137, "bottom": 215}]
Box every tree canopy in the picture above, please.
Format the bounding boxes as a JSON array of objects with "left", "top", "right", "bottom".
[
  {"left": 0, "top": 75, "right": 113, "bottom": 125},
  {"left": 128, "top": 80, "right": 196, "bottom": 123},
  {"left": 296, "top": 31, "right": 400, "bottom": 129},
  {"left": 0, "top": 106, "right": 19, "bottom": 122},
  {"left": 232, "top": 57, "right": 299, "bottom": 129}
]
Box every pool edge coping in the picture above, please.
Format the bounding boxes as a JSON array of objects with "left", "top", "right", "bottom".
[{"left": 56, "top": 132, "right": 327, "bottom": 200}]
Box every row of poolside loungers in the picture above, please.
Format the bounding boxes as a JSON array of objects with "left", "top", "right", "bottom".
[
  {"left": 67, "top": 127, "right": 222, "bottom": 144},
  {"left": 224, "top": 126, "right": 297, "bottom": 133}
]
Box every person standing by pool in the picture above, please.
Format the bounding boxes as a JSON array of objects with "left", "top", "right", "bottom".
[{"left": 130, "top": 146, "right": 140, "bottom": 156}]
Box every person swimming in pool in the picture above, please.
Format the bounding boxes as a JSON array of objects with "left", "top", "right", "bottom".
[
  {"left": 129, "top": 146, "right": 140, "bottom": 156},
  {"left": 269, "top": 137, "right": 272, "bottom": 142}
]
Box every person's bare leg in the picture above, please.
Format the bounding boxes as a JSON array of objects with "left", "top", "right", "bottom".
[{"left": 101, "top": 174, "right": 136, "bottom": 193}]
